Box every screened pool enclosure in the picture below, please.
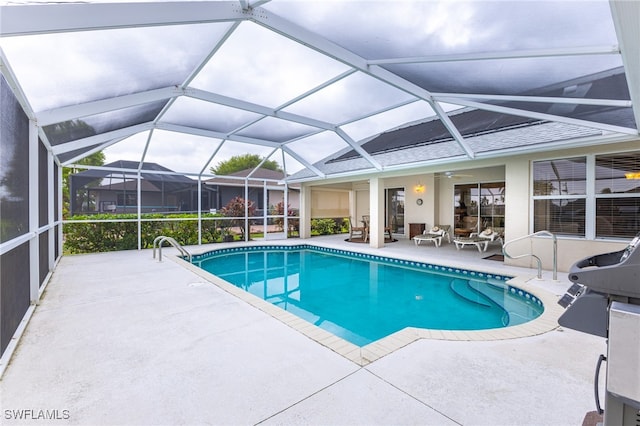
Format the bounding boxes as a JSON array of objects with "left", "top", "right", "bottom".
[{"left": 2, "top": 0, "right": 640, "bottom": 362}]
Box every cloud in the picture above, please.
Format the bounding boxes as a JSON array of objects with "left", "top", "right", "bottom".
[
  {"left": 1, "top": 22, "right": 233, "bottom": 111},
  {"left": 2, "top": 0, "right": 625, "bottom": 178},
  {"left": 190, "top": 22, "right": 350, "bottom": 108}
]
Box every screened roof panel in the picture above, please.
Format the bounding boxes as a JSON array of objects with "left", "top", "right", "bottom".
[
  {"left": 43, "top": 101, "right": 166, "bottom": 145},
  {"left": 280, "top": 151, "right": 306, "bottom": 176},
  {"left": 285, "top": 132, "right": 350, "bottom": 166},
  {"left": 487, "top": 68, "right": 636, "bottom": 129},
  {"left": 340, "top": 100, "right": 439, "bottom": 143},
  {"left": 282, "top": 71, "right": 416, "bottom": 124},
  {"left": 384, "top": 56, "right": 625, "bottom": 96},
  {"left": 101, "top": 131, "right": 151, "bottom": 166},
  {"left": 143, "top": 130, "right": 223, "bottom": 175},
  {"left": 1, "top": 22, "right": 233, "bottom": 112},
  {"left": 1, "top": 0, "right": 639, "bottom": 182},
  {"left": 262, "top": 1, "right": 619, "bottom": 60},
  {"left": 159, "top": 97, "right": 263, "bottom": 134},
  {"left": 211, "top": 140, "right": 282, "bottom": 170},
  {"left": 57, "top": 144, "right": 105, "bottom": 164},
  {"left": 189, "top": 22, "right": 351, "bottom": 108},
  {"left": 332, "top": 108, "right": 572, "bottom": 162},
  {"left": 235, "top": 117, "right": 320, "bottom": 143}
]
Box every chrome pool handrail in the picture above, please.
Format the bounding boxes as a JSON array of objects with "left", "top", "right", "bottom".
[
  {"left": 502, "top": 230, "right": 557, "bottom": 280},
  {"left": 153, "top": 235, "right": 191, "bottom": 262}
]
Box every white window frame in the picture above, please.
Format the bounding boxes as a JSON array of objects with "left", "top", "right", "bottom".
[
  {"left": 532, "top": 150, "right": 640, "bottom": 241},
  {"left": 531, "top": 156, "right": 588, "bottom": 239}
]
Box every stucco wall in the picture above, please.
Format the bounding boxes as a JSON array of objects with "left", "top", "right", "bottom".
[{"left": 302, "top": 139, "right": 638, "bottom": 271}]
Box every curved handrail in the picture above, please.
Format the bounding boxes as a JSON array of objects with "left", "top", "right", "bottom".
[
  {"left": 502, "top": 230, "right": 557, "bottom": 280},
  {"left": 153, "top": 235, "right": 191, "bottom": 262}
]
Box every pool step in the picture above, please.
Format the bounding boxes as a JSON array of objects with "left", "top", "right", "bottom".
[
  {"left": 468, "top": 281, "right": 543, "bottom": 326},
  {"left": 450, "top": 279, "right": 493, "bottom": 308}
]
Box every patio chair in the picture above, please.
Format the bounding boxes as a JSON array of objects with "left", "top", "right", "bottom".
[
  {"left": 453, "top": 236, "right": 489, "bottom": 252},
  {"left": 433, "top": 224, "right": 451, "bottom": 243},
  {"left": 413, "top": 225, "right": 444, "bottom": 247},
  {"left": 362, "top": 215, "right": 393, "bottom": 242},
  {"left": 470, "top": 228, "right": 503, "bottom": 246},
  {"left": 347, "top": 217, "right": 366, "bottom": 241}
]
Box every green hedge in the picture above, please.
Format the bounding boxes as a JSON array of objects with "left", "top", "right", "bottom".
[
  {"left": 63, "top": 213, "right": 226, "bottom": 254},
  {"left": 63, "top": 214, "right": 348, "bottom": 254}
]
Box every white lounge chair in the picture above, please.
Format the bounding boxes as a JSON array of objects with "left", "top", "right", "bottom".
[
  {"left": 470, "top": 228, "right": 503, "bottom": 246},
  {"left": 453, "top": 236, "right": 489, "bottom": 252},
  {"left": 413, "top": 226, "right": 445, "bottom": 247}
]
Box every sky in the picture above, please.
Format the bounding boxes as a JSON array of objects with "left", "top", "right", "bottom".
[{"left": 0, "top": 0, "right": 623, "bottom": 176}]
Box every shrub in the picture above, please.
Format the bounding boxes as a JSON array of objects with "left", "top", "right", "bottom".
[
  {"left": 220, "top": 197, "right": 255, "bottom": 240},
  {"left": 63, "top": 213, "right": 225, "bottom": 254},
  {"left": 63, "top": 213, "right": 347, "bottom": 254},
  {"left": 311, "top": 218, "right": 338, "bottom": 235}
]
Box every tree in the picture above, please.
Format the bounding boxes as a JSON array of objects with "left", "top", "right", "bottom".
[
  {"left": 210, "top": 154, "right": 281, "bottom": 175},
  {"left": 63, "top": 151, "right": 105, "bottom": 218}
]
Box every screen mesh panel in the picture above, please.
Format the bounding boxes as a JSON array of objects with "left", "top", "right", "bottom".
[
  {"left": 0, "top": 243, "right": 30, "bottom": 354},
  {"left": 0, "top": 75, "right": 30, "bottom": 243}
]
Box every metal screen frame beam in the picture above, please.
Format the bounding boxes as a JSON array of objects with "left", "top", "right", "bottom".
[{"left": 0, "top": 2, "right": 248, "bottom": 37}]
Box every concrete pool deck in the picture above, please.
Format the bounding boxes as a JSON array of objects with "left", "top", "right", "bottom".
[{"left": 1, "top": 235, "right": 606, "bottom": 425}]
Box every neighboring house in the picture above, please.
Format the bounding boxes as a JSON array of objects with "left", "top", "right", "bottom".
[
  {"left": 205, "top": 167, "right": 300, "bottom": 214},
  {"left": 69, "top": 160, "right": 214, "bottom": 215}
]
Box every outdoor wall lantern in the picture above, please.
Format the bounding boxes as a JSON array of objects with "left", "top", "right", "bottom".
[
  {"left": 625, "top": 172, "right": 640, "bottom": 179},
  {"left": 414, "top": 183, "right": 425, "bottom": 193}
]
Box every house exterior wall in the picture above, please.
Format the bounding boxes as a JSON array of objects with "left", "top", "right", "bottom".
[
  {"left": 304, "top": 139, "right": 639, "bottom": 273},
  {"left": 502, "top": 140, "right": 638, "bottom": 272},
  {"left": 94, "top": 190, "right": 170, "bottom": 213},
  {"left": 216, "top": 185, "right": 300, "bottom": 214}
]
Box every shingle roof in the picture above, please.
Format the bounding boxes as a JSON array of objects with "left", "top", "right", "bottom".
[
  {"left": 205, "top": 168, "right": 289, "bottom": 187},
  {"left": 289, "top": 120, "right": 604, "bottom": 181}
]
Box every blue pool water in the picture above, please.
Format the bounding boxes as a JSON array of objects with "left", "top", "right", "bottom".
[{"left": 192, "top": 245, "right": 544, "bottom": 346}]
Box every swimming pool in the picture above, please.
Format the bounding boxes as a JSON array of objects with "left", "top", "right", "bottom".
[{"left": 191, "top": 245, "right": 544, "bottom": 346}]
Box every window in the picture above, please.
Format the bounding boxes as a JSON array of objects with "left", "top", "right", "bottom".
[
  {"left": 117, "top": 193, "right": 137, "bottom": 207},
  {"left": 532, "top": 157, "right": 586, "bottom": 237},
  {"left": 594, "top": 153, "right": 640, "bottom": 238},
  {"left": 532, "top": 152, "right": 640, "bottom": 239}
]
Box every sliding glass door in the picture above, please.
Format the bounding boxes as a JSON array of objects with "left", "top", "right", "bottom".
[
  {"left": 454, "top": 182, "right": 505, "bottom": 231},
  {"left": 386, "top": 188, "right": 405, "bottom": 234}
]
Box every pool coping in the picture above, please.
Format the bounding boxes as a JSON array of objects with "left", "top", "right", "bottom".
[{"left": 171, "top": 243, "right": 564, "bottom": 366}]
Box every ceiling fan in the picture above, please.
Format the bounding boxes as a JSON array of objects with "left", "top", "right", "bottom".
[{"left": 436, "top": 171, "right": 474, "bottom": 180}]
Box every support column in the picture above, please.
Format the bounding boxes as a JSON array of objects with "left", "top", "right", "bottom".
[
  {"left": 137, "top": 171, "right": 142, "bottom": 250},
  {"left": 28, "top": 120, "right": 39, "bottom": 304},
  {"left": 369, "top": 177, "right": 385, "bottom": 248},
  {"left": 284, "top": 183, "right": 289, "bottom": 239},
  {"left": 299, "top": 184, "right": 311, "bottom": 239},
  {"left": 47, "top": 149, "right": 55, "bottom": 270},
  {"left": 349, "top": 189, "right": 356, "bottom": 221},
  {"left": 263, "top": 180, "right": 268, "bottom": 239},
  {"left": 244, "top": 180, "right": 249, "bottom": 242},
  {"left": 57, "top": 164, "right": 63, "bottom": 257},
  {"left": 197, "top": 177, "right": 202, "bottom": 245}
]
